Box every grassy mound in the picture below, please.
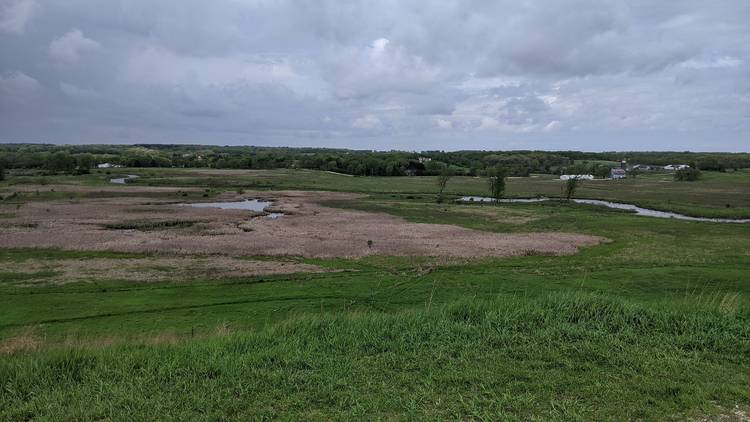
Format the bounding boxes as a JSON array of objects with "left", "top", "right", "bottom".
[{"left": 2, "top": 294, "right": 749, "bottom": 420}]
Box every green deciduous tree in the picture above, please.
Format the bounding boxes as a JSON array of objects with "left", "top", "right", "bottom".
[
  {"left": 674, "top": 167, "right": 701, "bottom": 181},
  {"left": 436, "top": 168, "right": 453, "bottom": 203},
  {"left": 45, "top": 151, "right": 75, "bottom": 174},
  {"left": 487, "top": 166, "right": 507, "bottom": 202},
  {"left": 564, "top": 177, "right": 581, "bottom": 201}
]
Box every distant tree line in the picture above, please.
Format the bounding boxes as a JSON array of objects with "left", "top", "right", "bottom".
[{"left": 1, "top": 144, "right": 748, "bottom": 177}]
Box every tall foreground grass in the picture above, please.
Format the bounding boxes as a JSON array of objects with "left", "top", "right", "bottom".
[{"left": 2, "top": 293, "right": 749, "bottom": 420}]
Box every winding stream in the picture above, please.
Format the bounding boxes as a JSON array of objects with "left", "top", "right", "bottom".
[{"left": 458, "top": 196, "right": 750, "bottom": 223}]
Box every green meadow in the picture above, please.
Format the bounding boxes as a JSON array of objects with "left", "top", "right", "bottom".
[{"left": 1, "top": 169, "right": 749, "bottom": 420}]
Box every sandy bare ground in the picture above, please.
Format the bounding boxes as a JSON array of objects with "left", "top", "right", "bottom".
[{"left": 0, "top": 190, "right": 605, "bottom": 258}]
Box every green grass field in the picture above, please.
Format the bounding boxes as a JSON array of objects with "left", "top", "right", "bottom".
[
  {"left": 6, "top": 167, "right": 750, "bottom": 218},
  {"left": 1, "top": 169, "right": 749, "bottom": 420}
]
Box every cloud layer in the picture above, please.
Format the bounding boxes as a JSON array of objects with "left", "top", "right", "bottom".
[{"left": 0, "top": 0, "right": 748, "bottom": 151}]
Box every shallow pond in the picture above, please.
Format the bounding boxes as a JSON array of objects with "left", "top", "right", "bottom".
[
  {"left": 182, "top": 199, "right": 283, "bottom": 218},
  {"left": 458, "top": 197, "right": 750, "bottom": 224},
  {"left": 110, "top": 175, "right": 139, "bottom": 184},
  {"left": 185, "top": 199, "right": 271, "bottom": 211}
]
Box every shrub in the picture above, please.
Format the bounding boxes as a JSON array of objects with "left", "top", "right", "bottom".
[
  {"left": 564, "top": 176, "right": 581, "bottom": 200},
  {"left": 674, "top": 167, "right": 701, "bottom": 181},
  {"left": 436, "top": 168, "right": 453, "bottom": 203}
]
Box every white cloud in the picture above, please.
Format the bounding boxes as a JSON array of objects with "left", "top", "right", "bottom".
[
  {"left": 1, "top": 1, "right": 749, "bottom": 150},
  {"left": 679, "top": 56, "right": 743, "bottom": 70},
  {"left": 120, "top": 46, "right": 323, "bottom": 98},
  {"left": 0, "top": 0, "right": 37, "bottom": 34},
  {"left": 371, "top": 38, "right": 390, "bottom": 57},
  {"left": 0, "top": 71, "right": 41, "bottom": 105},
  {"left": 543, "top": 120, "right": 561, "bottom": 131},
  {"left": 434, "top": 118, "right": 452, "bottom": 129},
  {"left": 49, "top": 29, "right": 100, "bottom": 63},
  {"left": 324, "top": 37, "right": 440, "bottom": 99},
  {"left": 352, "top": 114, "right": 383, "bottom": 130}
]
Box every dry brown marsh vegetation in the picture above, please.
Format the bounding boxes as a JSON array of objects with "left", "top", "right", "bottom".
[{"left": 0, "top": 189, "right": 604, "bottom": 258}]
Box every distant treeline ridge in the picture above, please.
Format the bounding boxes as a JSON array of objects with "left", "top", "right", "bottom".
[{"left": 1, "top": 144, "right": 748, "bottom": 176}]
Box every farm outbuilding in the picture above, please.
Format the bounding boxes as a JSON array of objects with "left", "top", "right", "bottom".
[
  {"left": 560, "top": 174, "right": 594, "bottom": 180},
  {"left": 610, "top": 168, "right": 626, "bottom": 179}
]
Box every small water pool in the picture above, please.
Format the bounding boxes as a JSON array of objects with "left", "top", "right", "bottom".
[
  {"left": 110, "top": 175, "right": 139, "bottom": 184},
  {"left": 181, "top": 199, "right": 283, "bottom": 218},
  {"left": 184, "top": 199, "right": 271, "bottom": 211}
]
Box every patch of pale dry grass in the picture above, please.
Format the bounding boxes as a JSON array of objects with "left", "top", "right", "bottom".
[
  {"left": 1, "top": 323, "right": 244, "bottom": 354},
  {"left": 0, "top": 189, "right": 606, "bottom": 258},
  {"left": 0, "top": 328, "right": 42, "bottom": 355},
  {"left": 4, "top": 256, "right": 329, "bottom": 284},
  {"left": 690, "top": 405, "right": 750, "bottom": 422}
]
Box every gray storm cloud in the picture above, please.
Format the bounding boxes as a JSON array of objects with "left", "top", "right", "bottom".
[{"left": 0, "top": 0, "right": 748, "bottom": 151}]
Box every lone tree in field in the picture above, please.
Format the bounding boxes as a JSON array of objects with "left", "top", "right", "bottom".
[
  {"left": 487, "top": 166, "right": 507, "bottom": 202},
  {"left": 436, "top": 168, "right": 453, "bottom": 203},
  {"left": 564, "top": 176, "right": 581, "bottom": 201}
]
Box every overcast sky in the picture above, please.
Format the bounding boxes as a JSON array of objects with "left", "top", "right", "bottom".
[{"left": 1, "top": 1, "right": 748, "bottom": 151}]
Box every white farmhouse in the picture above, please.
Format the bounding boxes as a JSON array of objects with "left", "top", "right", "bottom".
[
  {"left": 560, "top": 174, "right": 594, "bottom": 180},
  {"left": 610, "top": 168, "right": 626, "bottom": 179}
]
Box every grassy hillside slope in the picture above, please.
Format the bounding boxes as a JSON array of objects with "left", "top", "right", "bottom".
[{"left": 2, "top": 294, "right": 748, "bottom": 420}]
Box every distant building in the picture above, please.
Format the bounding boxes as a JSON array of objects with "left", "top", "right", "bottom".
[
  {"left": 97, "top": 163, "right": 123, "bottom": 169},
  {"left": 631, "top": 164, "right": 655, "bottom": 171},
  {"left": 610, "top": 168, "right": 627, "bottom": 179},
  {"left": 560, "top": 174, "right": 594, "bottom": 180},
  {"left": 417, "top": 156, "right": 432, "bottom": 163},
  {"left": 663, "top": 164, "right": 689, "bottom": 171}
]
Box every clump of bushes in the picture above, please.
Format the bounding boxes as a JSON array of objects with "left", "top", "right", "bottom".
[{"left": 674, "top": 167, "right": 701, "bottom": 181}]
